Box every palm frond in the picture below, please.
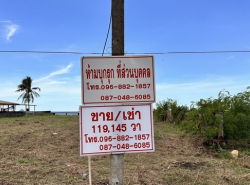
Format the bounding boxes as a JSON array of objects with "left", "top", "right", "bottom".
[{"left": 32, "top": 87, "right": 41, "bottom": 91}]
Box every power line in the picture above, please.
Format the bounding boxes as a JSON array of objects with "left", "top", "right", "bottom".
[
  {"left": 0, "top": 51, "right": 94, "bottom": 54},
  {"left": 1, "top": 50, "right": 250, "bottom": 55},
  {"left": 127, "top": 51, "right": 250, "bottom": 54},
  {"left": 102, "top": 6, "right": 112, "bottom": 56}
]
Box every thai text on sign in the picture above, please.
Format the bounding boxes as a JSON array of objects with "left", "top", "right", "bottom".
[
  {"left": 81, "top": 56, "right": 155, "bottom": 104},
  {"left": 79, "top": 104, "right": 154, "bottom": 156}
]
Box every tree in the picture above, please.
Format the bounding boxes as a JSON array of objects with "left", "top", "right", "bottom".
[
  {"left": 154, "top": 99, "right": 171, "bottom": 122},
  {"left": 15, "top": 76, "right": 41, "bottom": 111}
]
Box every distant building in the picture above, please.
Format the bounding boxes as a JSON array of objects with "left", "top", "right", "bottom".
[
  {"left": 0, "top": 100, "right": 20, "bottom": 112},
  {"left": 0, "top": 100, "right": 24, "bottom": 117}
]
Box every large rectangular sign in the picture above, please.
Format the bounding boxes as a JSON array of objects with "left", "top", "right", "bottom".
[
  {"left": 81, "top": 56, "right": 155, "bottom": 104},
  {"left": 79, "top": 104, "right": 154, "bottom": 156}
]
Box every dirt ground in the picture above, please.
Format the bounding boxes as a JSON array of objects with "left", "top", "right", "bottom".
[{"left": 0, "top": 116, "right": 250, "bottom": 185}]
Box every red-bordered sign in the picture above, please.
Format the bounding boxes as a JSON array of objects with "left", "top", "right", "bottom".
[
  {"left": 81, "top": 56, "right": 155, "bottom": 104},
  {"left": 79, "top": 104, "right": 154, "bottom": 156}
]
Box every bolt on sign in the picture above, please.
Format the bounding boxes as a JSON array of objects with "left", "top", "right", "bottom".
[
  {"left": 79, "top": 104, "right": 154, "bottom": 156},
  {"left": 81, "top": 56, "right": 155, "bottom": 104}
]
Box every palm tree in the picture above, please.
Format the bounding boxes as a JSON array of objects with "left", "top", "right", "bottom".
[{"left": 16, "top": 76, "right": 41, "bottom": 111}]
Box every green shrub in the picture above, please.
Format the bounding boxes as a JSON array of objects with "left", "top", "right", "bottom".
[{"left": 154, "top": 87, "right": 250, "bottom": 144}]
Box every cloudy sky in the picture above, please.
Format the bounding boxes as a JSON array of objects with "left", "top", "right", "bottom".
[{"left": 1, "top": 0, "right": 250, "bottom": 111}]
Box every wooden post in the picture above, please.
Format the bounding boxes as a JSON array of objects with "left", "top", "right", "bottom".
[
  {"left": 88, "top": 156, "right": 92, "bottom": 185},
  {"left": 110, "top": 0, "right": 124, "bottom": 184}
]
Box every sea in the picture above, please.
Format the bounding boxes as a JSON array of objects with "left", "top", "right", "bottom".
[{"left": 51, "top": 111, "right": 79, "bottom": 116}]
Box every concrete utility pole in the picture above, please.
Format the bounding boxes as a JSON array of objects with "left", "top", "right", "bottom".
[
  {"left": 110, "top": 0, "right": 124, "bottom": 185},
  {"left": 112, "top": 0, "right": 124, "bottom": 55}
]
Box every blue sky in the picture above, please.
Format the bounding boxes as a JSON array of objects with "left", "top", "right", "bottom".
[{"left": 1, "top": 0, "right": 250, "bottom": 111}]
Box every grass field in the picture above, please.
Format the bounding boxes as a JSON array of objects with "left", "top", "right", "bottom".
[{"left": 0, "top": 116, "right": 250, "bottom": 184}]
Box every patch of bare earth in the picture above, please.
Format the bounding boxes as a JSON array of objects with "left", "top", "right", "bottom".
[{"left": 0, "top": 117, "right": 249, "bottom": 184}]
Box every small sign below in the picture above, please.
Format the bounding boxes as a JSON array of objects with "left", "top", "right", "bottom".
[{"left": 79, "top": 104, "right": 154, "bottom": 156}]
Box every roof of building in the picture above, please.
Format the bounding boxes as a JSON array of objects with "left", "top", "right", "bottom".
[{"left": 0, "top": 100, "right": 20, "bottom": 105}]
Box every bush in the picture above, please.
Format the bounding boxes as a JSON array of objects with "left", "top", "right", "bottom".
[{"left": 154, "top": 87, "right": 250, "bottom": 145}]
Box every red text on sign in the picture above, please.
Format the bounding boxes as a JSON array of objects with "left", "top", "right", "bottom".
[{"left": 91, "top": 108, "right": 141, "bottom": 121}]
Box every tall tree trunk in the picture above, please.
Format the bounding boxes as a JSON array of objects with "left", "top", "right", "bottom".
[{"left": 28, "top": 96, "right": 30, "bottom": 111}]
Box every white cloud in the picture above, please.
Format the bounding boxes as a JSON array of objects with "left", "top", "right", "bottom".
[
  {"left": 155, "top": 74, "right": 250, "bottom": 106},
  {"left": 0, "top": 87, "right": 17, "bottom": 98},
  {"left": 42, "top": 81, "right": 67, "bottom": 85},
  {"left": 39, "top": 85, "right": 81, "bottom": 95},
  {"left": 34, "top": 63, "right": 74, "bottom": 82},
  {"left": 1, "top": 21, "right": 19, "bottom": 41},
  {"left": 6, "top": 24, "right": 19, "bottom": 41}
]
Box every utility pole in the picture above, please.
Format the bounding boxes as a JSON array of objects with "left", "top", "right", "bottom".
[
  {"left": 112, "top": 0, "right": 124, "bottom": 55},
  {"left": 110, "top": 0, "right": 124, "bottom": 185}
]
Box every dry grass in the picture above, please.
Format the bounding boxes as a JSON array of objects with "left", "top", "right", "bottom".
[{"left": 0, "top": 116, "right": 250, "bottom": 185}]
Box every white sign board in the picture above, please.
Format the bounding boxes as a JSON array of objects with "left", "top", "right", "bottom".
[
  {"left": 81, "top": 56, "right": 155, "bottom": 104},
  {"left": 79, "top": 104, "right": 154, "bottom": 156}
]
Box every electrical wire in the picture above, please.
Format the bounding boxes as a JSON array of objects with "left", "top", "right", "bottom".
[
  {"left": 1, "top": 50, "right": 250, "bottom": 55},
  {"left": 102, "top": 4, "right": 112, "bottom": 56},
  {"left": 102, "top": 14, "right": 112, "bottom": 56},
  {"left": 0, "top": 50, "right": 86, "bottom": 54}
]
